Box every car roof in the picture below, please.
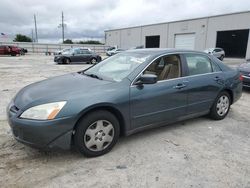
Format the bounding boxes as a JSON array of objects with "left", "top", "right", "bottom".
[{"left": 126, "top": 48, "right": 208, "bottom": 56}]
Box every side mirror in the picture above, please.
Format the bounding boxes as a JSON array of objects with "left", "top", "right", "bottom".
[{"left": 135, "top": 74, "right": 157, "bottom": 85}]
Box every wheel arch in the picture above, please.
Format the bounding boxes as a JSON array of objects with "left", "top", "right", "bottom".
[
  {"left": 221, "top": 88, "right": 233, "bottom": 104},
  {"left": 90, "top": 57, "right": 97, "bottom": 61},
  {"left": 62, "top": 56, "right": 71, "bottom": 63},
  {"left": 73, "top": 104, "right": 126, "bottom": 138}
]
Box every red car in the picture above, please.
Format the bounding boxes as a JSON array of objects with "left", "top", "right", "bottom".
[{"left": 0, "top": 45, "right": 20, "bottom": 56}]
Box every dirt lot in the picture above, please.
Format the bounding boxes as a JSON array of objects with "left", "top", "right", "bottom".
[{"left": 0, "top": 55, "right": 249, "bottom": 188}]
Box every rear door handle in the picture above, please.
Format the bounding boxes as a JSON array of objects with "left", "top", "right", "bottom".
[{"left": 214, "top": 76, "right": 225, "bottom": 85}]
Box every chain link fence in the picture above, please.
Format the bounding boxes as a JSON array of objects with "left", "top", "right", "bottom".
[{"left": 0, "top": 42, "right": 110, "bottom": 55}]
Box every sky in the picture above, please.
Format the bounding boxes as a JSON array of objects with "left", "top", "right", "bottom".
[{"left": 0, "top": 0, "right": 250, "bottom": 43}]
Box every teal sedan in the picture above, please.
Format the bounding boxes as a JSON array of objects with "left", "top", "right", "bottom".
[{"left": 7, "top": 49, "right": 242, "bottom": 157}]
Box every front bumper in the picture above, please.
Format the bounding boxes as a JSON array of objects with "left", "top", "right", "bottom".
[
  {"left": 106, "top": 52, "right": 112, "bottom": 56},
  {"left": 54, "top": 56, "right": 62, "bottom": 63},
  {"left": 7, "top": 102, "right": 75, "bottom": 150}
]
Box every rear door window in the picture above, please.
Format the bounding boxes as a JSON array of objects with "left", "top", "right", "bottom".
[{"left": 185, "top": 54, "right": 213, "bottom": 76}]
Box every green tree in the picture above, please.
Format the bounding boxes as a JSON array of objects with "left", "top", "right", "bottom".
[
  {"left": 63, "top": 39, "right": 73, "bottom": 44},
  {"left": 77, "top": 40, "right": 103, "bottom": 45},
  {"left": 14, "top": 34, "right": 32, "bottom": 42}
]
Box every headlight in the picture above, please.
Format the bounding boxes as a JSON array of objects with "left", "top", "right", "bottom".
[{"left": 20, "top": 101, "right": 66, "bottom": 120}]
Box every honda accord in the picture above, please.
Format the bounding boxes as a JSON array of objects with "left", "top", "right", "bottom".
[{"left": 7, "top": 49, "right": 242, "bottom": 157}]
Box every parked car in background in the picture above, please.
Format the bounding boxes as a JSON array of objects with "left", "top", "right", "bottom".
[
  {"left": 54, "top": 48, "right": 101, "bottom": 64},
  {"left": 0, "top": 45, "right": 20, "bottom": 56},
  {"left": 204, "top": 48, "right": 225, "bottom": 60},
  {"left": 130, "top": 45, "right": 144, "bottom": 49},
  {"left": 105, "top": 46, "right": 117, "bottom": 56},
  {"left": 19, "top": 48, "right": 28, "bottom": 55},
  {"left": 238, "top": 59, "right": 250, "bottom": 88},
  {"left": 8, "top": 49, "right": 242, "bottom": 157},
  {"left": 54, "top": 47, "right": 91, "bottom": 56},
  {"left": 53, "top": 48, "right": 71, "bottom": 55},
  {"left": 106, "top": 48, "right": 125, "bottom": 56},
  {"left": 79, "top": 47, "right": 92, "bottom": 52}
]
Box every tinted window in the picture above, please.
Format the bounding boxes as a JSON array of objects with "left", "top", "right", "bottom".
[
  {"left": 214, "top": 48, "right": 222, "bottom": 52},
  {"left": 143, "top": 54, "right": 181, "bottom": 81},
  {"left": 74, "top": 49, "right": 81, "bottom": 54},
  {"left": 80, "top": 50, "right": 91, "bottom": 54},
  {"left": 186, "top": 54, "right": 212, "bottom": 76}
]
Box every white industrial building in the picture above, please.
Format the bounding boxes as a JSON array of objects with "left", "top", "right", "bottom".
[{"left": 105, "top": 11, "right": 250, "bottom": 59}]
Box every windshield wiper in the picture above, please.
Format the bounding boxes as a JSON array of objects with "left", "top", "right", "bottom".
[{"left": 83, "top": 73, "right": 103, "bottom": 80}]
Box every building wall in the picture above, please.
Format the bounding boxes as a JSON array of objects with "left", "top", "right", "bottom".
[
  {"left": 141, "top": 24, "right": 168, "bottom": 48},
  {"left": 206, "top": 12, "right": 250, "bottom": 58},
  {"left": 120, "top": 27, "right": 142, "bottom": 49},
  {"left": 105, "top": 30, "right": 121, "bottom": 47},
  {"left": 167, "top": 19, "right": 207, "bottom": 50},
  {"left": 105, "top": 11, "right": 250, "bottom": 58}
]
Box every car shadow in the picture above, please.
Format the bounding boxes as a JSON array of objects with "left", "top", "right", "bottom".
[
  {"left": 18, "top": 117, "right": 207, "bottom": 160},
  {"left": 117, "top": 117, "right": 207, "bottom": 145},
  {"left": 243, "top": 87, "right": 250, "bottom": 93}
]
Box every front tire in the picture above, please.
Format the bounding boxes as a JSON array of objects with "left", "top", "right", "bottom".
[
  {"left": 63, "top": 58, "right": 70, "bottom": 64},
  {"left": 74, "top": 110, "right": 120, "bottom": 157},
  {"left": 209, "top": 91, "right": 231, "bottom": 120},
  {"left": 220, "top": 55, "right": 224, "bottom": 61}
]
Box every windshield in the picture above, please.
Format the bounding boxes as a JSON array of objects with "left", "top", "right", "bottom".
[
  {"left": 62, "top": 49, "right": 73, "bottom": 55},
  {"left": 84, "top": 52, "right": 150, "bottom": 82}
]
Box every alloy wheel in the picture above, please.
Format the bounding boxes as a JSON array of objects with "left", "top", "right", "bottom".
[
  {"left": 84, "top": 120, "right": 114, "bottom": 151},
  {"left": 216, "top": 95, "right": 229, "bottom": 116},
  {"left": 91, "top": 58, "right": 97, "bottom": 64}
]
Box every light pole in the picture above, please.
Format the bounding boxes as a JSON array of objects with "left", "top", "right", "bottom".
[
  {"left": 58, "top": 11, "right": 66, "bottom": 43},
  {"left": 34, "top": 14, "right": 38, "bottom": 42}
]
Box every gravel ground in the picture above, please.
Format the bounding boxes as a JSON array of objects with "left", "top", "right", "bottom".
[{"left": 0, "top": 55, "right": 249, "bottom": 188}]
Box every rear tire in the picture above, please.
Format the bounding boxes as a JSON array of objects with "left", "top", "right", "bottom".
[
  {"left": 209, "top": 91, "right": 231, "bottom": 120},
  {"left": 11, "top": 52, "right": 16, "bottom": 56},
  {"left": 74, "top": 110, "right": 120, "bottom": 157},
  {"left": 90, "top": 58, "right": 97, "bottom": 64},
  {"left": 220, "top": 55, "right": 224, "bottom": 61}
]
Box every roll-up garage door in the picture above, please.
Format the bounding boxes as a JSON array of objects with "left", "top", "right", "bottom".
[{"left": 174, "top": 33, "right": 195, "bottom": 50}]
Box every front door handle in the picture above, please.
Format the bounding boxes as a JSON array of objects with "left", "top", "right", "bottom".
[
  {"left": 214, "top": 76, "right": 221, "bottom": 81},
  {"left": 174, "top": 83, "right": 187, "bottom": 89}
]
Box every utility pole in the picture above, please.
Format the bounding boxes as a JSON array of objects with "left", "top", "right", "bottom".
[
  {"left": 31, "top": 29, "right": 34, "bottom": 42},
  {"left": 62, "top": 12, "right": 64, "bottom": 43},
  {"left": 34, "top": 14, "right": 38, "bottom": 42},
  {"left": 58, "top": 11, "right": 66, "bottom": 43}
]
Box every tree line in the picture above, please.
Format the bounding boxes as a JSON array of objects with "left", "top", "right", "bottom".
[{"left": 13, "top": 34, "right": 103, "bottom": 45}]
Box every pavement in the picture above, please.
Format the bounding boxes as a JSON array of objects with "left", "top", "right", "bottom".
[{"left": 0, "top": 54, "right": 249, "bottom": 188}]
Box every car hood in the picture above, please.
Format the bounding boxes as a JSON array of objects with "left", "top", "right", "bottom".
[
  {"left": 238, "top": 63, "right": 250, "bottom": 72},
  {"left": 14, "top": 72, "right": 113, "bottom": 109}
]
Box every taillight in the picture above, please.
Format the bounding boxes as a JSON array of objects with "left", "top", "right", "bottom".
[{"left": 239, "top": 74, "right": 243, "bottom": 81}]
